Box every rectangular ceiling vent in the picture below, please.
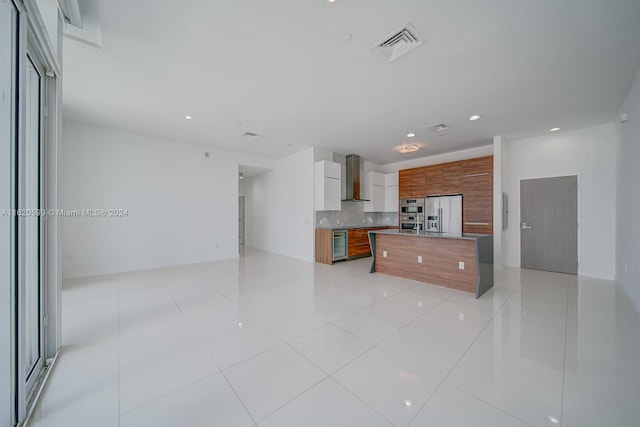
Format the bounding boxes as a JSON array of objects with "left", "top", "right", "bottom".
[
  {"left": 373, "top": 23, "right": 424, "bottom": 62},
  {"left": 428, "top": 123, "right": 449, "bottom": 133},
  {"left": 242, "top": 132, "right": 260, "bottom": 138}
]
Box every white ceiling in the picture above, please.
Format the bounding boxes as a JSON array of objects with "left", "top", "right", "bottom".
[{"left": 63, "top": 0, "right": 640, "bottom": 165}]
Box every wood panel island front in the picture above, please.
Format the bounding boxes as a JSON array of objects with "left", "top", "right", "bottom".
[{"left": 368, "top": 230, "right": 494, "bottom": 298}]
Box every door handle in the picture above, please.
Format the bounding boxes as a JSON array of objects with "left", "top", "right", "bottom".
[{"left": 521, "top": 222, "right": 532, "bottom": 230}]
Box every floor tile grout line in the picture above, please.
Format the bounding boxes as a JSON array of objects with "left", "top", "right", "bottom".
[
  {"left": 269, "top": 341, "right": 395, "bottom": 426},
  {"left": 327, "top": 375, "right": 397, "bottom": 426},
  {"left": 253, "top": 375, "right": 329, "bottom": 425},
  {"left": 183, "top": 263, "right": 236, "bottom": 304},
  {"left": 404, "top": 278, "right": 520, "bottom": 427},
  {"left": 116, "top": 371, "right": 225, "bottom": 419},
  {"left": 214, "top": 340, "right": 287, "bottom": 373},
  {"left": 204, "top": 349, "right": 258, "bottom": 426},
  {"left": 445, "top": 383, "right": 535, "bottom": 426},
  {"left": 157, "top": 278, "right": 263, "bottom": 422},
  {"left": 326, "top": 291, "right": 451, "bottom": 345}
]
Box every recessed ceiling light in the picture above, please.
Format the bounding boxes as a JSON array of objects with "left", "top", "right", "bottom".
[
  {"left": 406, "top": 133, "right": 416, "bottom": 138},
  {"left": 238, "top": 172, "right": 244, "bottom": 180},
  {"left": 548, "top": 415, "right": 560, "bottom": 424},
  {"left": 404, "top": 400, "right": 412, "bottom": 407},
  {"left": 185, "top": 115, "right": 192, "bottom": 120},
  {"left": 549, "top": 127, "right": 561, "bottom": 132},
  {"left": 469, "top": 115, "right": 481, "bottom": 121},
  {"left": 327, "top": 0, "right": 338, "bottom": 3},
  {"left": 397, "top": 144, "right": 420, "bottom": 154}
]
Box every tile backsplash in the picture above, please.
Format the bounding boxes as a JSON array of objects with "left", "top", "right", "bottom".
[{"left": 316, "top": 201, "right": 398, "bottom": 228}]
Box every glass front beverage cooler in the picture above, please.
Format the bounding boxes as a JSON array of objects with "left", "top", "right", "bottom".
[{"left": 332, "top": 230, "right": 348, "bottom": 261}]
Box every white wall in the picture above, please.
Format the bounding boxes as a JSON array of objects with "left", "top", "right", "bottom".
[
  {"left": 616, "top": 67, "right": 640, "bottom": 312},
  {"left": 60, "top": 122, "right": 273, "bottom": 278},
  {"left": 504, "top": 123, "right": 617, "bottom": 279},
  {"left": 243, "top": 148, "right": 316, "bottom": 261},
  {"left": 381, "top": 145, "right": 493, "bottom": 173}
]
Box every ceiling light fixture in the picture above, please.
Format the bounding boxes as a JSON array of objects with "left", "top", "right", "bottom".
[
  {"left": 406, "top": 133, "right": 416, "bottom": 138},
  {"left": 397, "top": 144, "right": 420, "bottom": 154},
  {"left": 185, "top": 115, "right": 192, "bottom": 120},
  {"left": 327, "top": 0, "right": 338, "bottom": 3},
  {"left": 549, "top": 127, "right": 561, "bottom": 132},
  {"left": 469, "top": 115, "right": 481, "bottom": 121},
  {"left": 239, "top": 172, "right": 244, "bottom": 180}
]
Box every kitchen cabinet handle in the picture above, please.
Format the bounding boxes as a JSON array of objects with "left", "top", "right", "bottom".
[
  {"left": 464, "top": 222, "right": 490, "bottom": 225},
  {"left": 463, "top": 173, "right": 489, "bottom": 177}
]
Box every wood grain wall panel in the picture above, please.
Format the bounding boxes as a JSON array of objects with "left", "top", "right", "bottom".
[
  {"left": 315, "top": 228, "right": 334, "bottom": 264},
  {"left": 425, "top": 165, "right": 443, "bottom": 196},
  {"left": 442, "top": 161, "right": 463, "bottom": 195},
  {"left": 374, "top": 234, "right": 478, "bottom": 294}
]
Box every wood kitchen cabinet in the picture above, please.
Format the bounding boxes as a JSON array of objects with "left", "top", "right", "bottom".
[
  {"left": 399, "top": 169, "right": 412, "bottom": 199},
  {"left": 410, "top": 167, "right": 427, "bottom": 198},
  {"left": 425, "top": 162, "right": 462, "bottom": 196},
  {"left": 315, "top": 227, "right": 391, "bottom": 264},
  {"left": 425, "top": 164, "right": 443, "bottom": 196},
  {"left": 397, "top": 155, "right": 493, "bottom": 234},
  {"left": 348, "top": 227, "right": 390, "bottom": 258},
  {"left": 348, "top": 228, "right": 372, "bottom": 258},
  {"left": 315, "top": 228, "right": 334, "bottom": 264},
  {"left": 442, "top": 161, "right": 463, "bottom": 195},
  {"left": 463, "top": 155, "right": 493, "bottom": 175},
  {"left": 462, "top": 156, "right": 493, "bottom": 234},
  {"left": 399, "top": 167, "right": 426, "bottom": 199}
]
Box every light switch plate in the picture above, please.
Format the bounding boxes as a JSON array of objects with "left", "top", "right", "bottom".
[
  {"left": 418, "top": 256, "right": 423, "bottom": 263},
  {"left": 383, "top": 250, "right": 387, "bottom": 257},
  {"left": 458, "top": 261, "right": 464, "bottom": 270}
]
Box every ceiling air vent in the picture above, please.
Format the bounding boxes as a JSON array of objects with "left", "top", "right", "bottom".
[
  {"left": 373, "top": 23, "right": 424, "bottom": 62},
  {"left": 428, "top": 123, "right": 449, "bottom": 133},
  {"left": 242, "top": 132, "right": 260, "bottom": 138}
]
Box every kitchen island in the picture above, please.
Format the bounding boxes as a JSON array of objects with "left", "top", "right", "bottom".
[{"left": 368, "top": 230, "right": 493, "bottom": 298}]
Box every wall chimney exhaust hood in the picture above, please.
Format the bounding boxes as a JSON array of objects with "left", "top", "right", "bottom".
[{"left": 342, "top": 154, "right": 370, "bottom": 202}]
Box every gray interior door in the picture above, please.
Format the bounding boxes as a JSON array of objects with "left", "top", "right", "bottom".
[
  {"left": 520, "top": 176, "right": 577, "bottom": 274},
  {"left": 238, "top": 196, "right": 245, "bottom": 245}
]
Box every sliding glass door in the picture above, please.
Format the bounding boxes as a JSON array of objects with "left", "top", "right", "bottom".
[
  {"left": 21, "top": 50, "right": 46, "bottom": 399},
  {"left": 2, "top": 1, "right": 60, "bottom": 423}
]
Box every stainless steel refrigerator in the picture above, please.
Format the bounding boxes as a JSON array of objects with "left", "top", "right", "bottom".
[{"left": 425, "top": 195, "right": 462, "bottom": 233}]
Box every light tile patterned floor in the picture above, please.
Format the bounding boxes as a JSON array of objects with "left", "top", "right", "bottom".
[{"left": 29, "top": 248, "right": 640, "bottom": 426}]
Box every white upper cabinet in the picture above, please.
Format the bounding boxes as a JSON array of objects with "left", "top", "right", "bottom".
[
  {"left": 384, "top": 172, "right": 399, "bottom": 212},
  {"left": 315, "top": 161, "right": 341, "bottom": 211},
  {"left": 364, "top": 171, "right": 385, "bottom": 212},
  {"left": 384, "top": 172, "right": 398, "bottom": 186}
]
